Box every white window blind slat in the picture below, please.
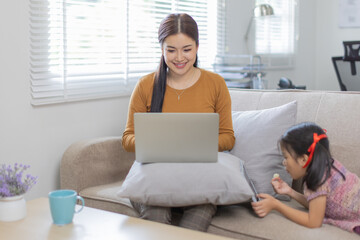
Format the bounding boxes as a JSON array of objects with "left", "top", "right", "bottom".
[{"left": 30, "top": 0, "right": 223, "bottom": 105}]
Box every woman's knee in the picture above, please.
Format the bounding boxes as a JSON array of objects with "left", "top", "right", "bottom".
[
  {"left": 131, "top": 201, "right": 171, "bottom": 225},
  {"left": 179, "top": 204, "right": 217, "bottom": 231}
]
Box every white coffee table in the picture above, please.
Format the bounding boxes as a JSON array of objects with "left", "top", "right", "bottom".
[{"left": 0, "top": 198, "right": 235, "bottom": 240}]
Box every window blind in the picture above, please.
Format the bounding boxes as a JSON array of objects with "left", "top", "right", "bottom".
[
  {"left": 254, "top": 0, "right": 297, "bottom": 68},
  {"left": 217, "top": 0, "right": 226, "bottom": 57},
  {"left": 30, "top": 0, "right": 221, "bottom": 105}
]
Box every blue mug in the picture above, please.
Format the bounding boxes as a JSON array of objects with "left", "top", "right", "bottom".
[{"left": 48, "top": 189, "right": 85, "bottom": 225}]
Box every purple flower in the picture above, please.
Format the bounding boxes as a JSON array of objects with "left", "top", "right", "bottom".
[
  {"left": 0, "top": 163, "right": 37, "bottom": 197},
  {"left": 0, "top": 185, "right": 11, "bottom": 197}
]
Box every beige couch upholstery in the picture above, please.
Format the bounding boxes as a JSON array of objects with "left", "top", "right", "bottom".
[{"left": 61, "top": 89, "right": 360, "bottom": 240}]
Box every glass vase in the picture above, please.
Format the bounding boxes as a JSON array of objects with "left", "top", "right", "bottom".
[{"left": 0, "top": 195, "right": 26, "bottom": 222}]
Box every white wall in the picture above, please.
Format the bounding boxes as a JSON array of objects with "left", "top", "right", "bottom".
[
  {"left": 226, "top": 0, "right": 360, "bottom": 90},
  {"left": 0, "top": 2, "right": 130, "bottom": 200},
  {"left": 315, "top": 0, "right": 360, "bottom": 90}
]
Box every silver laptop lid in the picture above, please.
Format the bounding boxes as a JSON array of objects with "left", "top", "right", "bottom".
[{"left": 134, "top": 113, "right": 219, "bottom": 163}]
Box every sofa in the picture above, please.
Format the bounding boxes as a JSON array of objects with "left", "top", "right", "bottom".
[{"left": 60, "top": 89, "right": 360, "bottom": 240}]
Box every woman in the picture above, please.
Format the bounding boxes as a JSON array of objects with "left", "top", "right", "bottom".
[{"left": 122, "top": 13, "right": 235, "bottom": 232}]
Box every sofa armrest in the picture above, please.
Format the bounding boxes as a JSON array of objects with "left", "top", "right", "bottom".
[{"left": 60, "top": 137, "right": 135, "bottom": 193}]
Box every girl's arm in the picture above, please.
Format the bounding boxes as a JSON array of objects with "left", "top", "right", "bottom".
[
  {"left": 251, "top": 194, "right": 326, "bottom": 228},
  {"left": 287, "top": 188, "right": 309, "bottom": 208},
  {"left": 272, "top": 177, "right": 308, "bottom": 208}
]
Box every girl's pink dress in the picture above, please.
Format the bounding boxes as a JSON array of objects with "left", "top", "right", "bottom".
[{"left": 304, "top": 159, "right": 360, "bottom": 234}]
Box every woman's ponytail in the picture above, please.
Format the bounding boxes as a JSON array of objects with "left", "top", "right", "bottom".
[{"left": 150, "top": 56, "right": 167, "bottom": 112}]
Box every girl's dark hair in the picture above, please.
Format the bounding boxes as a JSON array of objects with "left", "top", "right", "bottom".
[
  {"left": 279, "top": 122, "right": 345, "bottom": 191},
  {"left": 150, "top": 13, "right": 199, "bottom": 112}
]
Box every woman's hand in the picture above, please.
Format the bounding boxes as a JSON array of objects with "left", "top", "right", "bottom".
[
  {"left": 272, "top": 176, "right": 293, "bottom": 196},
  {"left": 251, "top": 193, "right": 278, "bottom": 218}
]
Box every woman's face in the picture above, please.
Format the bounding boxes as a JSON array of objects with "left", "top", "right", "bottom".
[
  {"left": 162, "top": 33, "right": 198, "bottom": 77},
  {"left": 281, "top": 147, "right": 307, "bottom": 180}
]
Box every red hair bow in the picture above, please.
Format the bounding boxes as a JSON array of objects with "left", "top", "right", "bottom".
[{"left": 303, "top": 133, "right": 327, "bottom": 168}]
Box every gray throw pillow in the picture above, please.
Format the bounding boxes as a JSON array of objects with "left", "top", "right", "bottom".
[
  {"left": 117, "top": 152, "right": 253, "bottom": 206},
  {"left": 230, "top": 101, "right": 297, "bottom": 201}
]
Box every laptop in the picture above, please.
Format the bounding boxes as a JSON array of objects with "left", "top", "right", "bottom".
[{"left": 134, "top": 113, "right": 219, "bottom": 163}]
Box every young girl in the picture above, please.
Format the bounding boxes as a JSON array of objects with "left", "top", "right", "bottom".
[{"left": 251, "top": 122, "right": 360, "bottom": 234}]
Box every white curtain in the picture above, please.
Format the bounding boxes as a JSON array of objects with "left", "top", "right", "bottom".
[{"left": 255, "top": 0, "right": 297, "bottom": 68}]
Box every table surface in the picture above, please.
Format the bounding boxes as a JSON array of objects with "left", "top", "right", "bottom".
[{"left": 0, "top": 198, "right": 234, "bottom": 240}]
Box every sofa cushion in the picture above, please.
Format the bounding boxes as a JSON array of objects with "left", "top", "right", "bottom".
[
  {"left": 117, "top": 152, "right": 253, "bottom": 207},
  {"left": 208, "top": 200, "right": 360, "bottom": 240},
  {"left": 230, "top": 101, "right": 296, "bottom": 200},
  {"left": 79, "top": 181, "right": 139, "bottom": 217}
]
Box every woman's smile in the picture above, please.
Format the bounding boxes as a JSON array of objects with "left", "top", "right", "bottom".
[{"left": 173, "top": 62, "right": 187, "bottom": 69}]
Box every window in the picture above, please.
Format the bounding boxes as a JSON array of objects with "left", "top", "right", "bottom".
[
  {"left": 254, "top": 0, "right": 298, "bottom": 68},
  {"left": 30, "top": 0, "right": 223, "bottom": 105}
]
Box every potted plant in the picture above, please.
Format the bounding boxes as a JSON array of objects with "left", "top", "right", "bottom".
[{"left": 0, "top": 163, "right": 37, "bottom": 221}]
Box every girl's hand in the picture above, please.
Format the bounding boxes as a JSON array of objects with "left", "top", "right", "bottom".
[
  {"left": 272, "top": 176, "right": 293, "bottom": 196},
  {"left": 251, "top": 193, "right": 277, "bottom": 218}
]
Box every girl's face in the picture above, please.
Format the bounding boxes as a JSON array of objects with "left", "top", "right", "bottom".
[
  {"left": 281, "top": 147, "right": 307, "bottom": 180},
  {"left": 162, "top": 33, "right": 198, "bottom": 77}
]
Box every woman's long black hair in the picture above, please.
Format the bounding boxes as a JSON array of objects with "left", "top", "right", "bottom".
[
  {"left": 280, "top": 122, "right": 345, "bottom": 191},
  {"left": 150, "top": 13, "right": 199, "bottom": 112}
]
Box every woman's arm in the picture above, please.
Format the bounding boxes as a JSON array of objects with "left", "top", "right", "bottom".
[
  {"left": 215, "top": 76, "right": 235, "bottom": 151},
  {"left": 251, "top": 194, "right": 326, "bottom": 228},
  {"left": 122, "top": 75, "right": 153, "bottom": 152}
]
